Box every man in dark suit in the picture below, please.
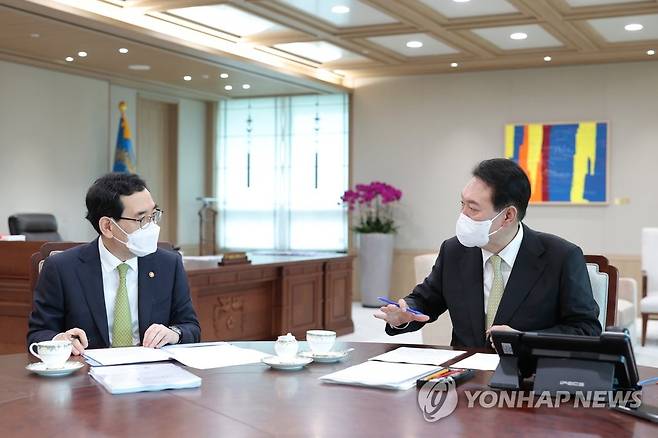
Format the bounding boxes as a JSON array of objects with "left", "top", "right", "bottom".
[
  {"left": 28, "top": 173, "right": 200, "bottom": 355},
  {"left": 375, "top": 158, "right": 601, "bottom": 348}
]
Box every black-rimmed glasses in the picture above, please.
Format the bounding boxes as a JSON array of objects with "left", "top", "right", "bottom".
[{"left": 119, "top": 209, "right": 163, "bottom": 230}]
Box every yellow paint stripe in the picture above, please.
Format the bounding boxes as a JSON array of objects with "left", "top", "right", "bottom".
[
  {"left": 526, "top": 124, "right": 543, "bottom": 198},
  {"left": 570, "top": 122, "right": 597, "bottom": 203},
  {"left": 504, "top": 124, "right": 515, "bottom": 159}
]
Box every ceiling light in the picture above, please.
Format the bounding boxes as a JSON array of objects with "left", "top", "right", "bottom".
[
  {"left": 77, "top": 51, "right": 88, "bottom": 57},
  {"left": 183, "top": 75, "right": 192, "bottom": 81},
  {"left": 331, "top": 5, "right": 350, "bottom": 14},
  {"left": 30, "top": 33, "right": 40, "bottom": 38},
  {"left": 65, "top": 56, "right": 74, "bottom": 62},
  {"left": 220, "top": 73, "right": 229, "bottom": 79},
  {"left": 648, "top": 49, "right": 656, "bottom": 56},
  {"left": 128, "top": 64, "right": 151, "bottom": 71},
  {"left": 510, "top": 32, "right": 528, "bottom": 40},
  {"left": 406, "top": 41, "right": 424, "bottom": 49},
  {"left": 202, "top": 74, "right": 209, "bottom": 79},
  {"left": 224, "top": 85, "right": 233, "bottom": 91},
  {"left": 453, "top": 0, "right": 471, "bottom": 3},
  {"left": 118, "top": 48, "right": 129, "bottom": 54},
  {"left": 625, "top": 23, "right": 643, "bottom": 32},
  {"left": 544, "top": 56, "right": 552, "bottom": 62},
  {"left": 450, "top": 62, "right": 459, "bottom": 68},
  {"left": 242, "top": 84, "right": 251, "bottom": 89}
]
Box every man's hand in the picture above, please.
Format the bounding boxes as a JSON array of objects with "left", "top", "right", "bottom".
[
  {"left": 143, "top": 324, "right": 179, "bottom": 348},
  {"left": 374, "top": 299, "right": 429, "bottom": 328},
  {"left": 53, "top": 328, "right": 89, "bottom": 355},
  {"left": 486, "top": 325, "right": 520, "bottom": 349}
]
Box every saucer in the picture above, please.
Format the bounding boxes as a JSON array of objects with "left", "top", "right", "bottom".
[
  {"left": 299, "top": 350, "right": 350, "bottom": 363},
  {"left": 26, "top": 361, "right": 84, "bottom": 377},
  {"left": 261, "top": 355, "right": 313, "bottom": 371}
]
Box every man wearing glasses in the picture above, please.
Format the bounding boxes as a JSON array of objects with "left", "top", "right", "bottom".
[{"left": 27, "top": 173, "right": 200, "bottom": 354}]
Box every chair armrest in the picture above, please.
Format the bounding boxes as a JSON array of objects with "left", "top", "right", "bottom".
[{"left": 618, "top": 277, "right": 638, "bottom": 319}]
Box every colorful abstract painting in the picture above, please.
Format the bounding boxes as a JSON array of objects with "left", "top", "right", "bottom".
[{"left": 505, "top": 122, "right": 608, "bottom": 204}]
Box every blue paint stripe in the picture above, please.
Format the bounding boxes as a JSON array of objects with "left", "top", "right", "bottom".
[{"left": 548, "top": 124, "right": 578, "bottom": 201}]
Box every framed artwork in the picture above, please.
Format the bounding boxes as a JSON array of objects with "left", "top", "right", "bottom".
[{"left": 505, "top": 121, "right": 608, "bottom": 204}]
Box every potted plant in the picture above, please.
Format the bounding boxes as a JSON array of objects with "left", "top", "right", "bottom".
[{"left": 341, "top": 182, "right": 402, "bottom": 307}]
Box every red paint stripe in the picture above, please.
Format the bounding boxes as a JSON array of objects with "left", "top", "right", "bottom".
[{"left": 541, "top": 125, "right": 551, "bottom": 201}]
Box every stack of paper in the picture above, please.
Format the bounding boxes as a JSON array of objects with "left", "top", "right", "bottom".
[
  {"left": 89, "top": 363, "right": 201, "bottom": 394},
  {"left": 84, "top": 346, "right": 172, "bottom": 366},
  {"left": 165, "top": 344, "right": 269, "bottom": 370},
  {"left": 319, "top": 361, "right": 439, "bottom": 390},
  {"left": 368, "top": 347, "right": 466, "bottom": 366},
  {"left": 450, "top": 353, "right": 500, "bottom": 371}
]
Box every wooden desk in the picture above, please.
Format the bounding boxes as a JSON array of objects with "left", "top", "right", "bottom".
[
  {"left": 0, "top": 342, "right": 655, "bottom": 437},
  {"left": 0, "top": 243, "right": 354, "bottom": 354}
]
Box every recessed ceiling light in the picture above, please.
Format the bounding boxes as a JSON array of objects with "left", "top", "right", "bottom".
[
  {"left": 450, "top": 62, "right": 459, "bottom": 68},
  {"left": 183, "top": 75, "right": 192, "bottom": 81},
  {"left": 202, "top": 74, "right": 209, "bottom": 79},
  {"left": 331, "top": 5, "right": 350, "bottom": 14},
  {"left": 118, "top": 48, "right": 129, "bottom": 54},
  {"left": 77, "top": 51, "right": 88, "bottom": 57},
  {"left": 510, "top": 32, "right": 528, "bottom": 40},
  {"left": 625, "top": 23, "right": 643, "bottom": 32},
  {"left": 65, "top": 56, "right": 74, "bottom": 62},
  {"left": 453, "top": 0, "right": 471, "bottom": 3},
  {"left": 544, "top": 56, "right": 552, "bottom": 62},
  {"left": 242, "top": 84, "right": 251, "bottom": 89},
  {"left": 30, "top": 33, "right": 40, "bottom": 38},
  {"left": 406, "top": 41, "right": 423, "bottom": 49},
  {"left": 648, "top": 49, "right": 656, "bottom": 56},
  {"left": 220, "top": 73, "right": 229, "bottom": 79},
  {"left": 224, "top": 85, "right": 233, "bottom": 91},
  {"left": 128, "top": 64, "right": 151, "bottom": 71}
]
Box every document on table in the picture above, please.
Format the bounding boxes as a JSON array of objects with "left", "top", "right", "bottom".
[
  {"left": 368, "top": 347, "right": 466, "bottom": 366},
  {"left": 450, "top": 353, "right": 500, "bottom": 371},
  {"left": 319, "top": 361, "right": 439, "bottom": 390},
  {"left": 165, "top": 344, "right": 269, "bottom": 370},
  {"left": 89, "top": 363, "right": 201, "bottom": 394},
  {"left": 84, "top": 346, "right": 172, "bottom": 366}
]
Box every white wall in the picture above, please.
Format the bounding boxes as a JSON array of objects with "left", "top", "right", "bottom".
[
  {"left": 353, "top": 61, "right": 658, "bottom": 256},
  {"left": 0, "top": 59, "right": 210, "bottom": 249},
  {"left": 0, "top": 60, "right": 109, "bottom": 241}
]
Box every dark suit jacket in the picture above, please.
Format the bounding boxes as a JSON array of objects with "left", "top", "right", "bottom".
[
  {"left": 386, "top": 224, "right": 602, "bottom": 348},
  {"left": 27, "top": 239, "right": 201, "bottom": 348}
]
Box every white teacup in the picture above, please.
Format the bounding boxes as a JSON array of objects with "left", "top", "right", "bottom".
[
  {"left": 306, "top": 330, "right": 336, "bottom": 355},
  {"left": 29, "top": 340, "right": 72, "bottom": 369}
]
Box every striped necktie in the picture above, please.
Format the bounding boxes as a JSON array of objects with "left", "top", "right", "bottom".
[
  {"left": 486, "top": 255, "right": 504, "bottom": 329},
  {"left": 112, "top": 263, "right": 133, "bottom": 347}
]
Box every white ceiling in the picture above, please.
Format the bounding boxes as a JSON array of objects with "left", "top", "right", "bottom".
[
  {"left": 472, "top": 24, "right": 564, "bottom": 50},
  {"left": 564, "top": 0, "right": 647, "bottom": 7},
  {"left": 274, "top": 41, "right": 367, "bottom": 63},
  {"left": 418, "top": 0, "right": 518, "bottom": 18},
  {"left": 167, "top": 4, "right": 287, "bottom": 37},
  {"left": 367, "top": 33, "right": 459, "bottom": 56},
  {"left": 277, "top": 0, "right": 398, "bottom": 27},
  {"left": 587, "top": 13, "right": 658, "bottom": 42}
]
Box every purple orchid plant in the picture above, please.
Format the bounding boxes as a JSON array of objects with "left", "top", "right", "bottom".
[{"left": 341, "top": 182, "right": 403, "bottom": 234}]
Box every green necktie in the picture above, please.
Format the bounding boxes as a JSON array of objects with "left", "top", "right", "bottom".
[
  {"left": 112, "top": 263, "right": 133, "bottom": 347},
  {"left": 486, "top": 255, "right": 504, "bottom": 329}
]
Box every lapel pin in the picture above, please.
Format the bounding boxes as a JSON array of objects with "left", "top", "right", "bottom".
[{"left": 148, "top": 271, "right": 155, "bottom": 278}]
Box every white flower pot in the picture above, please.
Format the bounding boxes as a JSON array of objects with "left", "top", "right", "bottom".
[{"left": 358, "top": 232, "right": 395, "bottom": 307}]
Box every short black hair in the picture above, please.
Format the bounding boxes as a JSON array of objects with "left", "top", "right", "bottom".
[
  {"left": 85, "top": 173, "right": 148, "bottom": 234},
  {"left": 472, "top": 158, "right": 531, "bottom": 221}
]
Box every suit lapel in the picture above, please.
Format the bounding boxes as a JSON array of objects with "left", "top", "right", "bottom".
[
  {"left": 494, "top": 224, "right": 546, "bottom": 325},
  {"left": 137, "top": 255, "right": 155, "bottom": 341},
  {"left": 76, "top": 239, "right": 109, "bottom": 347},
  {"left": 458, "top": 246, "right": 486, "bottom": 346}
]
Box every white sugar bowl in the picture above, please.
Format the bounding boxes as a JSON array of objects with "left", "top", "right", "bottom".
[{"left": 274, "top": 333, "right": 299, "bottom": 359}]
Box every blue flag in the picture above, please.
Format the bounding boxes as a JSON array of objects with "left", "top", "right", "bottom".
[{"left": 113, "top": 101, "right": 136, "bottom": 173}]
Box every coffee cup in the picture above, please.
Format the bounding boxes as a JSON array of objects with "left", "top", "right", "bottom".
[
  {"left": 29, "top": 340, "right": 72, "bottom": 369},
  {"left": 306, "top": 330, "right": 336, "bottom": 355}
]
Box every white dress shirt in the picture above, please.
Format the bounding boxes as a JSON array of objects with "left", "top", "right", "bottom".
[
  {"left": 481, "top": 223, "right": 524, "bottom": 318},
  {"left": 98, "top": 238, "right": 140, "bottom": 345}
]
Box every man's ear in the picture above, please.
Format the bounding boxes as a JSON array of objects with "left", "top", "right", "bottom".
[
  {"left": 504, "top": 206, "right": 518, "bottom": 224},
  {"left": 98, "top": 217, "right": 114, "bottom": 239}
]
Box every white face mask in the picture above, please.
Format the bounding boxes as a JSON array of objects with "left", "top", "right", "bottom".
[
  {"left": 455, "top": 208, "right": 507, "bottom": 248},
  {"left": 111, "top": 219, "right": 160, "bottom": 257}
]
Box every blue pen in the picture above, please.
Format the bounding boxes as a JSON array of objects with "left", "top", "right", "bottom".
[{"left": 377, "top": 296, "right": 427, "bottom": 316}]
